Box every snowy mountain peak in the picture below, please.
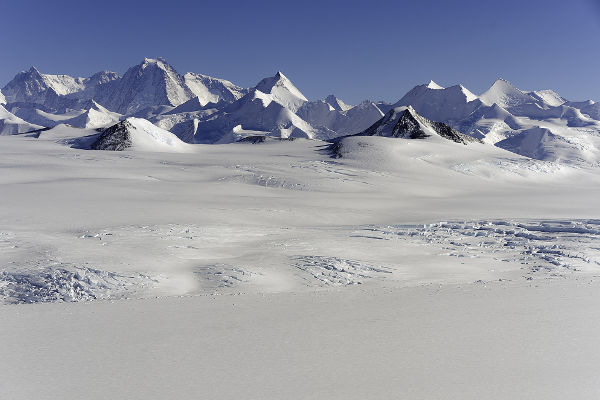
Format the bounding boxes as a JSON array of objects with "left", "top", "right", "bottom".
[
  {"left": 480, "top": 78, "right": 544, "bottom": 110},
  {"left": 95, "top": 58, "right": 193, "bottom": 114},
  {"left": 325, "top": 95, "right": 353, "bottom": 111},
  {"left": 449, "top": 84, "right": 479, "bottom": 102},
  {"left": 183, "top": 72, "right": 247, "bottom": 106},
  {"left": 427, "top": 80, "right": 444, "bottom": 90},
  {"left": 528, "top": 89, "right": 566, "bottom": 107},
  {"left": 27, "top": 66, "right": 42, "bottom": 74},
  {"left": 393, "top": 82, "right": 483, "bottom": 122},
  {"left": 254, "top": 71, "right": 308, "bottom": 112},
  {"left": 85, "top": 70, "right": 120, "bottom": 85}
]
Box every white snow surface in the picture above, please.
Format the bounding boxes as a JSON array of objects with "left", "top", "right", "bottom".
[
  {"left": 324, "top": 94, "right": 353, "bottom": 111},
  {"left": 0, "top": 104, "right": 43, "bottom": 135},
  {"left": 254, "top": 71, "right": 308, "bottom": 112},
  {"left": 1, "top": 129, "right": 600, "bottom": 398},
  {"left": 184, "top": 72, "right": 247, "bottom": 106}
]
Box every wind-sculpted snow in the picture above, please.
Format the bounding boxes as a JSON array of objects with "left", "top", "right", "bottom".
[
  {"left": 0, "top": 266, "right": 158, "bottom": 304},
  {"left": 363, "top": 220, "right": 600, "bottom": 279},
  {"left": 194, "top": 265, "right": 258, "bottom": 289},
  {"left": 294, "top": 256, "right": 392, "bottom": 286}
]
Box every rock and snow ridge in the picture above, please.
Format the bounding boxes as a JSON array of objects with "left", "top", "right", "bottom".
[
  {"left": 359, "top": 106, "right": 481, "bottom": 145},
  {"left": 90, "top": 118, "right": 191, "bottom": 152},
  {"left": 93, "top": 58, "right": 194, "bottom": 115},
  {"left": 393, "top": 78, "right": 600, "bottom": 166},
  {"left": 325, "top": 94, "right": 353, "bottom": 111},
  {"left": 1, "top": 58, "right": 599, "bottom": 165}
]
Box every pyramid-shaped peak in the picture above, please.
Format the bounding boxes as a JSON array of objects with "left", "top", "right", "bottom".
[
  {"left": 426, "top": 80, "right": 444, "bottom": 89},
  {"left": 142, "top": 57, "right": 165, "bottom": 64},
  {"left": 325, "top": 94, "right": 353, "bottom": 111},
  {"left": 361, "top": 105, "right": 479, "bottom": 145},
  {"left": 484, "top": 78, "right": 527, "bottom": 96},
  {"left": 274, "top": 71, "right": 287, "bottom": 80},
  {"left": 139, "top": 57, "right": 173, "bottom": 70},
  {"left": 489, "top": 78, "right": 521, "bottom": 91},
  {"left": 256, "top": 71, "right": 295, "bottom": 89},
  {"left": 25, "top": 66, "right": 42, "bottom": 76},
  {"left": 452, "top": 84, "right": 478, "bottom": 102},
  {"left": 254, "top": 71, "right": 308, "bottom": 110},
  {"left": 480, "top": 78, "right": 533, "bottom": 108}
]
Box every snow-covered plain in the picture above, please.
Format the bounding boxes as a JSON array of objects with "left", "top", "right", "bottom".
[{"left": 1, "top": 122, "right": 600, "bottom": 398}]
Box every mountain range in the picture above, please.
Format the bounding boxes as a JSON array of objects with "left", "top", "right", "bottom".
[{"left": 0, "top": 57, "right": 599, "bottom": 166}]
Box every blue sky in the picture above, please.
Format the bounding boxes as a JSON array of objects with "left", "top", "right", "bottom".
[{"left": 3, "top": 0, "right": 599, "bottom": 103}]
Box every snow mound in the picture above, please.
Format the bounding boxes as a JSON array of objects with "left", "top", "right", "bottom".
[{"left": 91, "top": 118, "right": 192, "bottom": 152}]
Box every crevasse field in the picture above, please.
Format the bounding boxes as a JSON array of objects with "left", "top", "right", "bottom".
[{"left": 1, "top": 125, "right": 600, "bottom": 399}]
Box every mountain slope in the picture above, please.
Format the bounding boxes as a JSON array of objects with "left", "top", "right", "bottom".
[
  {"left": 62, "top": 100, "right": 121, "bottom": 129},
  {"left": 90, "top": 118, "right": 191, "bottom": 152},
  {"left": 297, "top": 99, "right": 384, "bottom": 137},
  {"left": 94, "top": 58, "right": 194, "bottom": 115},
  {"left": 0, "top": 104, "right": 44, "bottom": 135},
  {"left": 254, "top": 71, "right": 308, "bottom": 112},
  {"left": 325, "top": 95, "right": 353, "bottom": 111},
  {"left": 360, "top": 106, "right": 481, "bottom": 145},
  {"left": 393, "top": 83, "right": 483, "bottom": 122},
  {"left": 191, "top": 88, "right": 317, "bottom": 143},
  {"left": 184, "top": 73, "right": 247, "bottom": 106}
]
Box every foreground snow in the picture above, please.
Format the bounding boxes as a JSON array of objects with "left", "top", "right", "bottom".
[{"left": 2, "top": 279, "right": 600, "bottom": 400}]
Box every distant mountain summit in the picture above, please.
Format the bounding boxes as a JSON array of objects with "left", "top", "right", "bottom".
[
  {"left": 254, "top": 71, "right": 308, "bottom": 112},
  {"left": 1, "top": 66, "right": 119, "bottom": 105},
  {"left": 325, "top": 95, "right": 353, "bottom": 112},
  {"left": 94, "top": 58, "right": 194, "bottom": 115},
  {"left": 2, "top": 58, "right": 599, "bottom": 165},
  {"left": 393, "top": 82, "right": 482, "bottom": 122},
  {"left": 184, "top": 72, "right": 247, "bottom": 106}
]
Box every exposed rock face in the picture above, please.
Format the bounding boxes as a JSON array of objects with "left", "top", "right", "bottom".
[
  {"left": 361, "top": 106, "right": 481, "bottom": 145},
  {"left": 91, "top": 120, "right": 132, "bottom": 151}
]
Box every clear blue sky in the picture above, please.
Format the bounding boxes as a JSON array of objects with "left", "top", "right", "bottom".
[{"left": 3, "top": 0, "right": 599, "bottom": 103}]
